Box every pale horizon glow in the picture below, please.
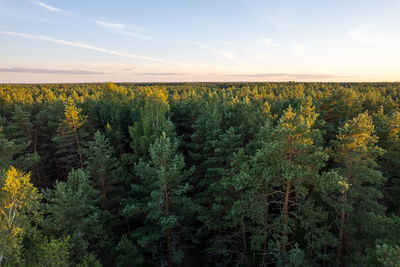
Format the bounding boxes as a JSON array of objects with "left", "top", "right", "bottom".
[{"left": 1, "top": 0, "right": 400, "bottom": 83}]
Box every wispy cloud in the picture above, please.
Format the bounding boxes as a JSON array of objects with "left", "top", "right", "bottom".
[
  {"left": 199, "top": 45, "right": 238, "bottom": 62},
  {"left": 225, "top": 73, "right": 351, "bottom": 80},
  {"left": 95, "top": 20, "right": 150, "bottom": 39},
  {"left": 257, "top": 38, "right": 281, "bottom": 48},
  {"left": 348, "top": 27, "right": 400, "bottom": 45},
  {"left": 137, "top": 72, "right": 185, "bottom": 76},
  {"left": 96, "top": 21, "right": 142, "bottom": 32},
  {"left": 0, "top": 31, "right": 161, "bottom": 62},
  {"left": 217, "top": 38, "right": 281, "bottom": 51},
  {"left": 32, "top": 0, "right": 62, "bottom": 12},
  {"left": 0, "top": 67, "right": 106, "bottom": 75},
  {"left": 198, "top": 37, "right": 281, "bottom": 62}
]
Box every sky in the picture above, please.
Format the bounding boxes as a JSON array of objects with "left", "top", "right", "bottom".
[{"left": 1, "top": 0, "right": 400, "bottom": 83}]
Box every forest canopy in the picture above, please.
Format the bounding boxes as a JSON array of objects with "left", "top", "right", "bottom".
[{"left": 0, "top": 82, "right": 400, "bottom": 266}]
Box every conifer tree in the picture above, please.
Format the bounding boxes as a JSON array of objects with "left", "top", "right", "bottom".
[
  {"left": 7, "top": 106, "right": 37, "bottom": 151},
  {"left": 42, "top": 169, "right": 104, "bottom": 263},
  {"left": 35, "top": 102, "right": 65, "bottom": 184},
  {"left": 206, "top": 148, "right": 251, "bottom": 266},
  {"left": 385, "top": 111, "right": 400, "bottom": 213},
  {"left": 123, "top": 132, "right": 195, "bottom": 266},
  {"left": 21, "top": 236, "right": 71, "bottom": 267},
  {"left": 189, "top": 101, "right": 223, "bottom": 185},
  {"left": 88, "top": 83, "right": 132, "bottom": 154},
  {"left": 0, "top": 128, "right": 20, "bottom": 172},
  {"left": 198, "top": 127, "right": 245, "bottom": 264},
  {"left": 373, "top": 109, "right": 400, "bottom": 214},
  {"left": 128, "top": 92, "right": 172, "bottom": 161},
  {"left": 188, "top": 102, "right": 249, "bottom": 264},
  {"left": 332, "top": 112, "right": 385, "bottom": 266},
  {"left": 7, "top": 106, "right": 41, "bottom": 184},
  {"left": 85, "top": 130, "right": 121, "bottom": 211},
  {"left": 375, "top": 244, "right": 400, "bottom": 266},
  {"left": 53, "top": 99, "right": 87, "bottom": 172},
  {"left": 250, "top": 102, "right": 328, "bottom": 262}
]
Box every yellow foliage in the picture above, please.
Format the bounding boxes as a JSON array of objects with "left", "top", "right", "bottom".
[
  {"left": 106, "top": 122, "right": 112, "bottom": 131},
  {"left": 61, "top": 98, "right": 86, "bottom": 134},
  {"left": 338, "top": 180, "right": 350, "bottom": 194},
  {"left": 0, "top": 166, "right": 37, "bottom": 236},
  {"left": 388, "top": 112, "right": 400, "bottom": 141}
]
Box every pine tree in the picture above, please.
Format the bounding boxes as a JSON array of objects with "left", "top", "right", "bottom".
[
  {"left": 88, "top": 83, "right": 132, "bottom": 154},
  {"left": 128, "top": 91, "right": 172, "bottom": 161},
  {"left": 375, "top": 244, "right": 400, "bottom": 267},
  {"left": 123, "top": 132, "right": 195, "bottom": 266},
  {"left": 331, "top": 112, "right": 385, "bottom": 266},
  {"left": 0, "top": 128, "right": 21, "bottom": 172},
  {"left": 188, "top": 102, "right": 249, "bottom": 264},
  {"left": 84, "top": 130, "right": 121, "bottom": 205},
  {"left": 7, "top": 105, "right": 41, "bottom": 184},
  {"left": 198, "top": 128, "right": 245, "bottom": 265},
  {"left": 206, "top": 148, "right": 251, "bottom": 266},
  {"left": 53, "top": 99, "right": 87, "bottom": 173},
  {"left": 35, "top": 102, "right": 65, "bottom": 184},
  {"left": 373, "top": 109, "right": 400, "bottom": 214},
  {"left": 21, "top": 236, "right": 71, "bottom": 267},
  {"left": 319, "top": 87, "right": 362, "bottom": 141},
  {"left": 385, "top": 111, "right": 400, "bottom": 214},
  {"left": 42, "top": 169, "right": 104, "bottom": 263},
  {"left": 189, "top": 101, "right": 223, "bottom": 187},
  {"left": 249, "top": 102, "right": 328, "bottom": 262}
]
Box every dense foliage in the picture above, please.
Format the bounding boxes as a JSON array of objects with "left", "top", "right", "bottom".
[{"left": 0, "top": 82, "right": 400, "bottom": 266}]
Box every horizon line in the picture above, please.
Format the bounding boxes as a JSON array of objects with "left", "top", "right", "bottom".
[{"left": 1, "top": 80, "right": 399, "bottom": 84}]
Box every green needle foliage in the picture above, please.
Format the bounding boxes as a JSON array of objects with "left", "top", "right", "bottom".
[
  {"left": 0, "top": 82, "right": 399, "bottom": 266},
  {"left": 53, "top": 99, "right": 87, "bottom": 173},
  {"left": 331, "top": 112, "right": 386, "bottom": 266},
  {"left": 123, "top": 132, "right": 196, "bottom": 266},
  {"left": 84, "top": 130, "right": 121, "bottom": 208},
  {"left": 42, "top": 169, "right": 104, "bottom": 265}
]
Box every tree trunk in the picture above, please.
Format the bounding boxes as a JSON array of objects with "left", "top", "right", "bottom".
[
  {"left": 165, "top": 185, "right": 172, "bottom": 267},
  {"left": 34, "top": 130, "right": 41, "bottom": 186},
  {"left": 74, "top": 127, "right": 84, "bottom": 169},
  {"left": 262, "top": 197, "right": 269, "bottom": 267},
  {"left": 35, "top": 167, "right": 41, "bottom": 187},
  {"left": 241, "top": 218, "right": 248, "bottom": 267},
  {"left": 101, "top": 173, "right": 106, "bottom": 200},
  {"left": 0, "top": 249, "right": 3, "bottom": 267},
  {"left": 281, "top": 180, "right": 291, "bottom": 260},
  {"left": 27, "top": 127, "right": 41, "bottom": 186},
  {"left": 336, "top": 192, "right": 347, "bottom": 267}
]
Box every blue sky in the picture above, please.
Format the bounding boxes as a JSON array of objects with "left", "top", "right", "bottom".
[{"left": 1, "top": 0, "right": 400, "bottom": 82}]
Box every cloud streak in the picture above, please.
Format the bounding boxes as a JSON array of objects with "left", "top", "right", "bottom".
[
  {"left": 257, "top": 38, "right": 281, "bottom": 48},
  {"left": 348, "top": 27, "right": 400, "bottom": 46},
  {"left": 0, "top": 67, "right": 107, "bottom": 75},
  {"left": 32, "top": 0, "right": 62, "bottom": 12},
  {"left": 0, "top": 31, "right": 162, "bottom": 62},
  {"left": 200, "top": 45, "right": 238, "bottom": 62},
  {"left": 225, "top": 73, "right": 352, "bottom": 80},
  {"left": 95, "top": 21, "right": 150, "bottom": 39},
  {"left": 198, "top": 37, "right": 281, "bottom": 63},
  {"left": 137, "top": 72, "right": 185, "bottom": 76}
]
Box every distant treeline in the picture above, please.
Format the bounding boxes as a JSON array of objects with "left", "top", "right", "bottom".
[{"left": 0, "top": 82, "right": 400, "bottom": 266}]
